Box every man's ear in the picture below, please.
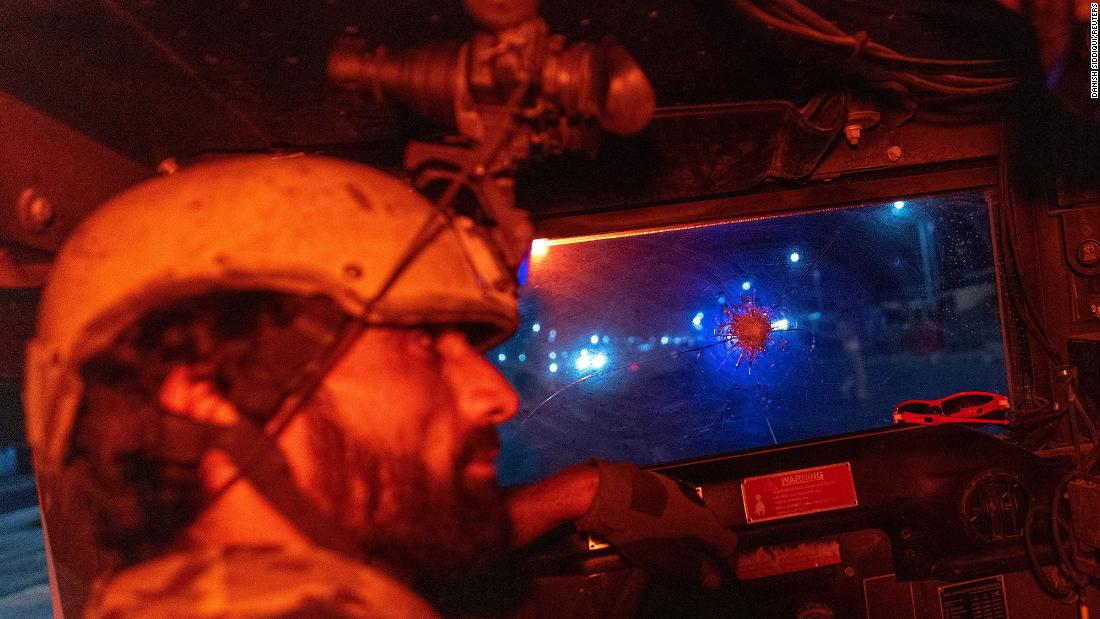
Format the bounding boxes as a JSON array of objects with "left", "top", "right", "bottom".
[{"left": 158, "top": 365, "right": 242, "bottom": 427}]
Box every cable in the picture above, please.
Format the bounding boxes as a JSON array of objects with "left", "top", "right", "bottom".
[
  {"left": 1067, "top": 380, "right": 1100, "bottom": 473},
  {"left": 1024, "top": 504, "right": 1077, "bottom": 602},
  {"left": 732, "top": 0, "right": 1009, "bottom": 69},
  {"left": 1068, "top": 395, "right": 1086, "bottom": 471},
  {"left": 726, "top": 0, "right": 1023, "bottom": 112},
  {"left": 1051, "top": 471, "right": 1090, "bottom": 589},
  {"left": 925, "top": 73, "right": 1018, "bottom": 88},
  {"left": 894, "top": 72, "right": 1017, "bottom": 96},
  {"left": 989, "top": 114, "right": 1100, "bottom": 605},
  {"left": 1008, "top": 395, "right": 1060, "bottom": 448},
  {"left": 994, "top": 136, "right": 1062, "bottom": 363}
]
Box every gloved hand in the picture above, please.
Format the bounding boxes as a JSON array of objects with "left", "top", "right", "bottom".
[{"left": 574, "top": 460, "right": 738, "bottom": 588}]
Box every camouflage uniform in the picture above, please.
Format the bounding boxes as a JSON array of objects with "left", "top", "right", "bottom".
[{"left": 83, "top": 545, "right": 442, "bottom": 618}]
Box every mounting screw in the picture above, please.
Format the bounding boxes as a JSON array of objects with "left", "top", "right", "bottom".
[
  {"left": 886, "top": 146, "right": 903, "bottom": 162},
  {"left": 844, "top": 108, "right": 879, "bottom": 147},
  {"left": 1076, "top": 239, "right": 1100, "bottom": 267},
  {"left": 17, "top": 187, "right": 54, "bottom": 231},
  {"left": 844, "top": 124, "right": 862, "bottom": 146}
]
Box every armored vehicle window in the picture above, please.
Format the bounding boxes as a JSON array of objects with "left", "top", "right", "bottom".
[{"left": 491, "top": 190, "right": 1008, "bottom": 486}]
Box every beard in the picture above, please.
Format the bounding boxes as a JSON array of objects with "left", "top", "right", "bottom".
[{"left": 302, "top": 397, "right": 513, "bottom": 589}]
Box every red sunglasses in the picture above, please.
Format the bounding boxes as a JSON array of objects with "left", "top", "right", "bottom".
[{"left": 892, "top": 391, "right": 1011, "bottom": 426}]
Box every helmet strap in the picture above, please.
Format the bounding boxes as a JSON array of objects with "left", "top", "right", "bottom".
[
  {"left": 173, "top": 219, "right": 455, "bottom": 559},
  {"left": 193, "top": 319, "right": 369, "bottom": 558},
  {"left": 205, "top": 417, "right": 361, "bottom": 558}
]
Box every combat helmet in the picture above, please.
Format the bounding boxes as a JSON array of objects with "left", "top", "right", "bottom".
[{"left": 24, "top": 154, "right": 520, "bottom": 482}]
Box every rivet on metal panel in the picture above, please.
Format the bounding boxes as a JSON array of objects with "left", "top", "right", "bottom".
[
  {"left": 343, "top": 263, "right": 363, "bottom": 279},
  {"left": 17, "top": 187, "right": 54, "bottom": 231},
  {"left": 886, "top": 146, "right": 903, "bottom": 162},
  {"left": 157, "top": 158, "right": 180, "bottom": 175}
]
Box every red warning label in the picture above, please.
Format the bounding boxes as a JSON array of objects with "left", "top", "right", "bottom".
[{"left": 741, "top": 462, "right": 859, "bottom": 523}]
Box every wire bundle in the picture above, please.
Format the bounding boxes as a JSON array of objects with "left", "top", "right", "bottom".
[
  {"left": 1038, "top": 371, "right": 1100, "bottom": 601},
  {"left": 730, "top": 0, "right": 1019, "bottom": 98}
]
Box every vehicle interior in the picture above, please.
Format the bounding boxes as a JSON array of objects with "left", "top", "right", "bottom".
[{"left": 2, "top": 1, "right": 1099, "bottom": 617}]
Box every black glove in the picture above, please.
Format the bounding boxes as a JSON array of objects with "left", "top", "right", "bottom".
[{"left": 574, "top": 460, "right": 738, "bottom": 587}]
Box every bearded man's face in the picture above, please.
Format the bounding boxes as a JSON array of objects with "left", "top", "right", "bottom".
[{"left": 294, "top": 328, "right": 520, "bottom": 583}]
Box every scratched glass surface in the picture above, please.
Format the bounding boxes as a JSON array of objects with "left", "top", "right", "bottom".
[{"left": 490, "top": 190, "right": 1007, "bottom": 486}]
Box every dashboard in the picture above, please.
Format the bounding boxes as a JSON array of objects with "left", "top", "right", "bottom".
[{"left": 509, "top": 425, "right": 1077, "bottom": 618}]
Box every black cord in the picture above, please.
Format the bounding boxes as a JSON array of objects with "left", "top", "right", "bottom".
[
  {"left": 994, "top": 149, "right": 1061, "bottom": 363},
  {"left": 1024, "top": 505, "right": 1078, "bottom": 602},
  {"left": 761, "top": 0, "right": 993, "bottom": 91},
  {"left": 733, "top": 0, "right": 1010, "bottom": 70},
  {"left": 729, "top": 0, "right": 1020, "bottom": 102},
  {"left": 1051, "top": 471, "right": 1090, "bottom": 589},
  {"left": 990, "top": 130, "right": 1100, "bottom": 605}
]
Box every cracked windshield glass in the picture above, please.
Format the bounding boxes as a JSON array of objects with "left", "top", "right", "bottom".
[{"left": 491, "top": 190, "right": 1007, "bottom": 486}]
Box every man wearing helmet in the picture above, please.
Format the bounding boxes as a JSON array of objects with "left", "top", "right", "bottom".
[{"left": 25, "top": 155, "right": 737, "bottom": 617}]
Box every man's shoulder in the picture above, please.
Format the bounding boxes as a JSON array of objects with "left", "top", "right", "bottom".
[{"left": 83, "top": 545, "right": 442, "bottom": 618}]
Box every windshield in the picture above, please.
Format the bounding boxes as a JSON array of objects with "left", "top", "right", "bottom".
[{"left": 491, "top": 190, "right": 1008, "bottom": 486}]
